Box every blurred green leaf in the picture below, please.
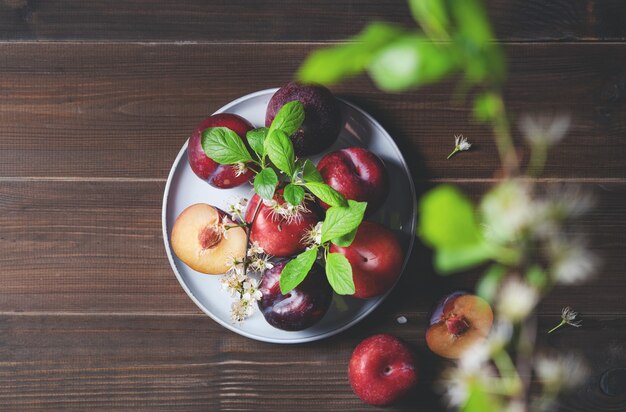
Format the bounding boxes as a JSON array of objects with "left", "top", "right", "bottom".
[
  {"left": 462, "top": 382, "right": 502, "bottom": 412},
  {"left": 419, "top": 185, "right": 483, "bottom": 249},
  {"left": 450, "top": 0, "right": 505, "bottom": 84},
  {"left": 476, "top": 264, "right": 507, "bottom": 301},
  {"left": 368, "top": 35, "right": 457, "bottom": 91},
  {"left": 526, "top": 265, "right": 548, "bottom": 290},
  {"left": 473, "top": 92, "right": 502, "bottom": 122},
  {"left": 298, "top": 22, "right": 406, "bottom": 85},
  {"left": 435, "top": 242, "right": 494, "bottom": 274},
  {"left": 408, "top": 0, "right": 450, "bottom": 40}
]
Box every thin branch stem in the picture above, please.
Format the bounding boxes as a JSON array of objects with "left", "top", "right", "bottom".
[
  {"left": 547, "top": 320, "right": 566, "bottom": 334},
  {"left": 242, "top": 200, "right": 263, "bottom": 277},
  {"left": 489, "top": 93, "right": 520, "bottom": 176}
]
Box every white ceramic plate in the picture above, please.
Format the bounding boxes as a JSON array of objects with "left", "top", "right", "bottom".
[{"left": 162, "top": 88, "right": 416, "bottom": 343}]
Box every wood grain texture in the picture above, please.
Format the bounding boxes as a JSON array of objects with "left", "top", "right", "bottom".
[
  {"left": 0, "top": 42, "right": 624, "bottom": 179},
  {"left": 0, "top": 180, "right": 623, "bottom": 315},
  {"left": 0, "top": 0, "right": 624, "bottom": 42},
  {"left": 0, "top": 313, "right": 622, "bottom": 411}
]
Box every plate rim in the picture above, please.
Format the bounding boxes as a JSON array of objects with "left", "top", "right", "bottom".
[{"left": 162, "top": 88, "right": 417, "bottom": 344}]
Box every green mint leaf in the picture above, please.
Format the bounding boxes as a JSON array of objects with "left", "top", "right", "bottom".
[
  {"left": 254, "top": 168, "right": 278, "bottom": 201},
  {"left": 331, "top": 228, "right": 357, "bottom": 247},
  {"left": 408, "top": 0, "right": 450, "bottom": 40},
  {"left": 201, "top": 127, "right": 253, "bottom": 164},
  {"left": 305, "top": 182, "right": 347, "bottom": 208},
  {"left": 302, "top": 159, "right": 323, "bottom": 183},
  {"left": 247, "top": 127, "right": 268, "bottom": 157},
  {"left": 325, "top": 253, "right": 355, "bottom": 295},
  {"left": 279, "top": 248, "right": 318, "bottom": 294},
  {"left": 268, "top": 100, "right": 305, "bottom": 137},
  {"left": 265, "top": 129, "right": 295, "bottom": 176},
  {"left": 284, "top": 183, "right": 305, "bottom": 206},
  {"left": 321, "top": 200, "right": 367, "bottom": 243}
]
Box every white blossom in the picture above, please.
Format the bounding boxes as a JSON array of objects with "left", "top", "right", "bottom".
[
  {"left": 231, "top": 300, "right": 254, "bottom": 323},
  {"left": 455, "top": 134, "right": 472, "bottom": 151},
  {"left": 497, "top": 278, "right": 539, "bottom": 322},
  {"left": 227, "top": 197, "right": 248, "bottom": 219},
  {"left": 548, "top": 236, "right": 599, "bottom": 285},
  {"left": 247, "top": 241, "right": 265, "bottom": 257},
  {"left": 560, "top": 307, "right": 582, "bottom": 327},
  {"left": 535, "top": 353, "right": 588, "bottom": 391},
  {"left": 302, "top": 221, "right": 323, "bottom": 248},
  {"left": 520, "top": 113, "right": 570, "bottom": 146},
  {"left": 233, "top": 162, "right": 248, "bottom": 177},
  {"left": 481, "top": 180, "right": 537, "bottom": 244}
]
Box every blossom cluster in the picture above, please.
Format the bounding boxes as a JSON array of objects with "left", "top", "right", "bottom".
[{"left": 219, "top": 197, "right": 276, "bottom": 323}]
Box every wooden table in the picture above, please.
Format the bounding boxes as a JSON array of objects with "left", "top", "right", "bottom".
[{"left": 0, "top": 1, "right": 624, "bottom": 410}]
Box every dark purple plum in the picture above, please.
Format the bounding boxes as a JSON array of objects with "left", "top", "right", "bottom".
[
  {"left": 265, "top": 82, "right": 342, "bottom": 156},
  {"left": 258, "top": 260, "right": 333, "bottom": 331}
]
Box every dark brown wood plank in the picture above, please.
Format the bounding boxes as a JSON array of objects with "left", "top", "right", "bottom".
[
  {"left": 0, "top": 313, "right": 622, "bottom": 411},
  {"left": 0, "top": 42, "right": 624, "bottom": 180},
  {"left": 0, "top": 0, "right": 624, "bottom": 42},
  {"left": 0, "top": 180, "right": 623, "bottom": 315}
]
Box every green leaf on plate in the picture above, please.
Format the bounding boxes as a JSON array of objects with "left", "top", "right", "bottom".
[
  {"left": 305, "top": 182, "right": 347, "bottom": 208},
  {"left": 254, "top": 168, "right": 278, "bottom": 201},
  {"left": 279, "top": 248, "right": 318, "bottom": 294},
  {"left": 201, "top": 127, "right": 252, "bottom": 164},
  {"left": 283, "top": 183, "right": 305, "bottom": 206},
  {"left": 247, "top": 127, "right": 268, "bottom": 158},
  {"left": 331, "top": 228, "right": 358, "bottom": 247},
  {"left": 321, "top": 200, "right": 367, "bottom": 244},
  {"left": 302, "top": 159, "right": 323, "bottom": 183},
  {"left": 268, "top": 100, "right": 305, "bottom": 138},
  {"left": 265, "top": 129, "right": 295, "bottom": 176},
  {"left": 325, "top": 253, "right": 355, "bottom": 295}
]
